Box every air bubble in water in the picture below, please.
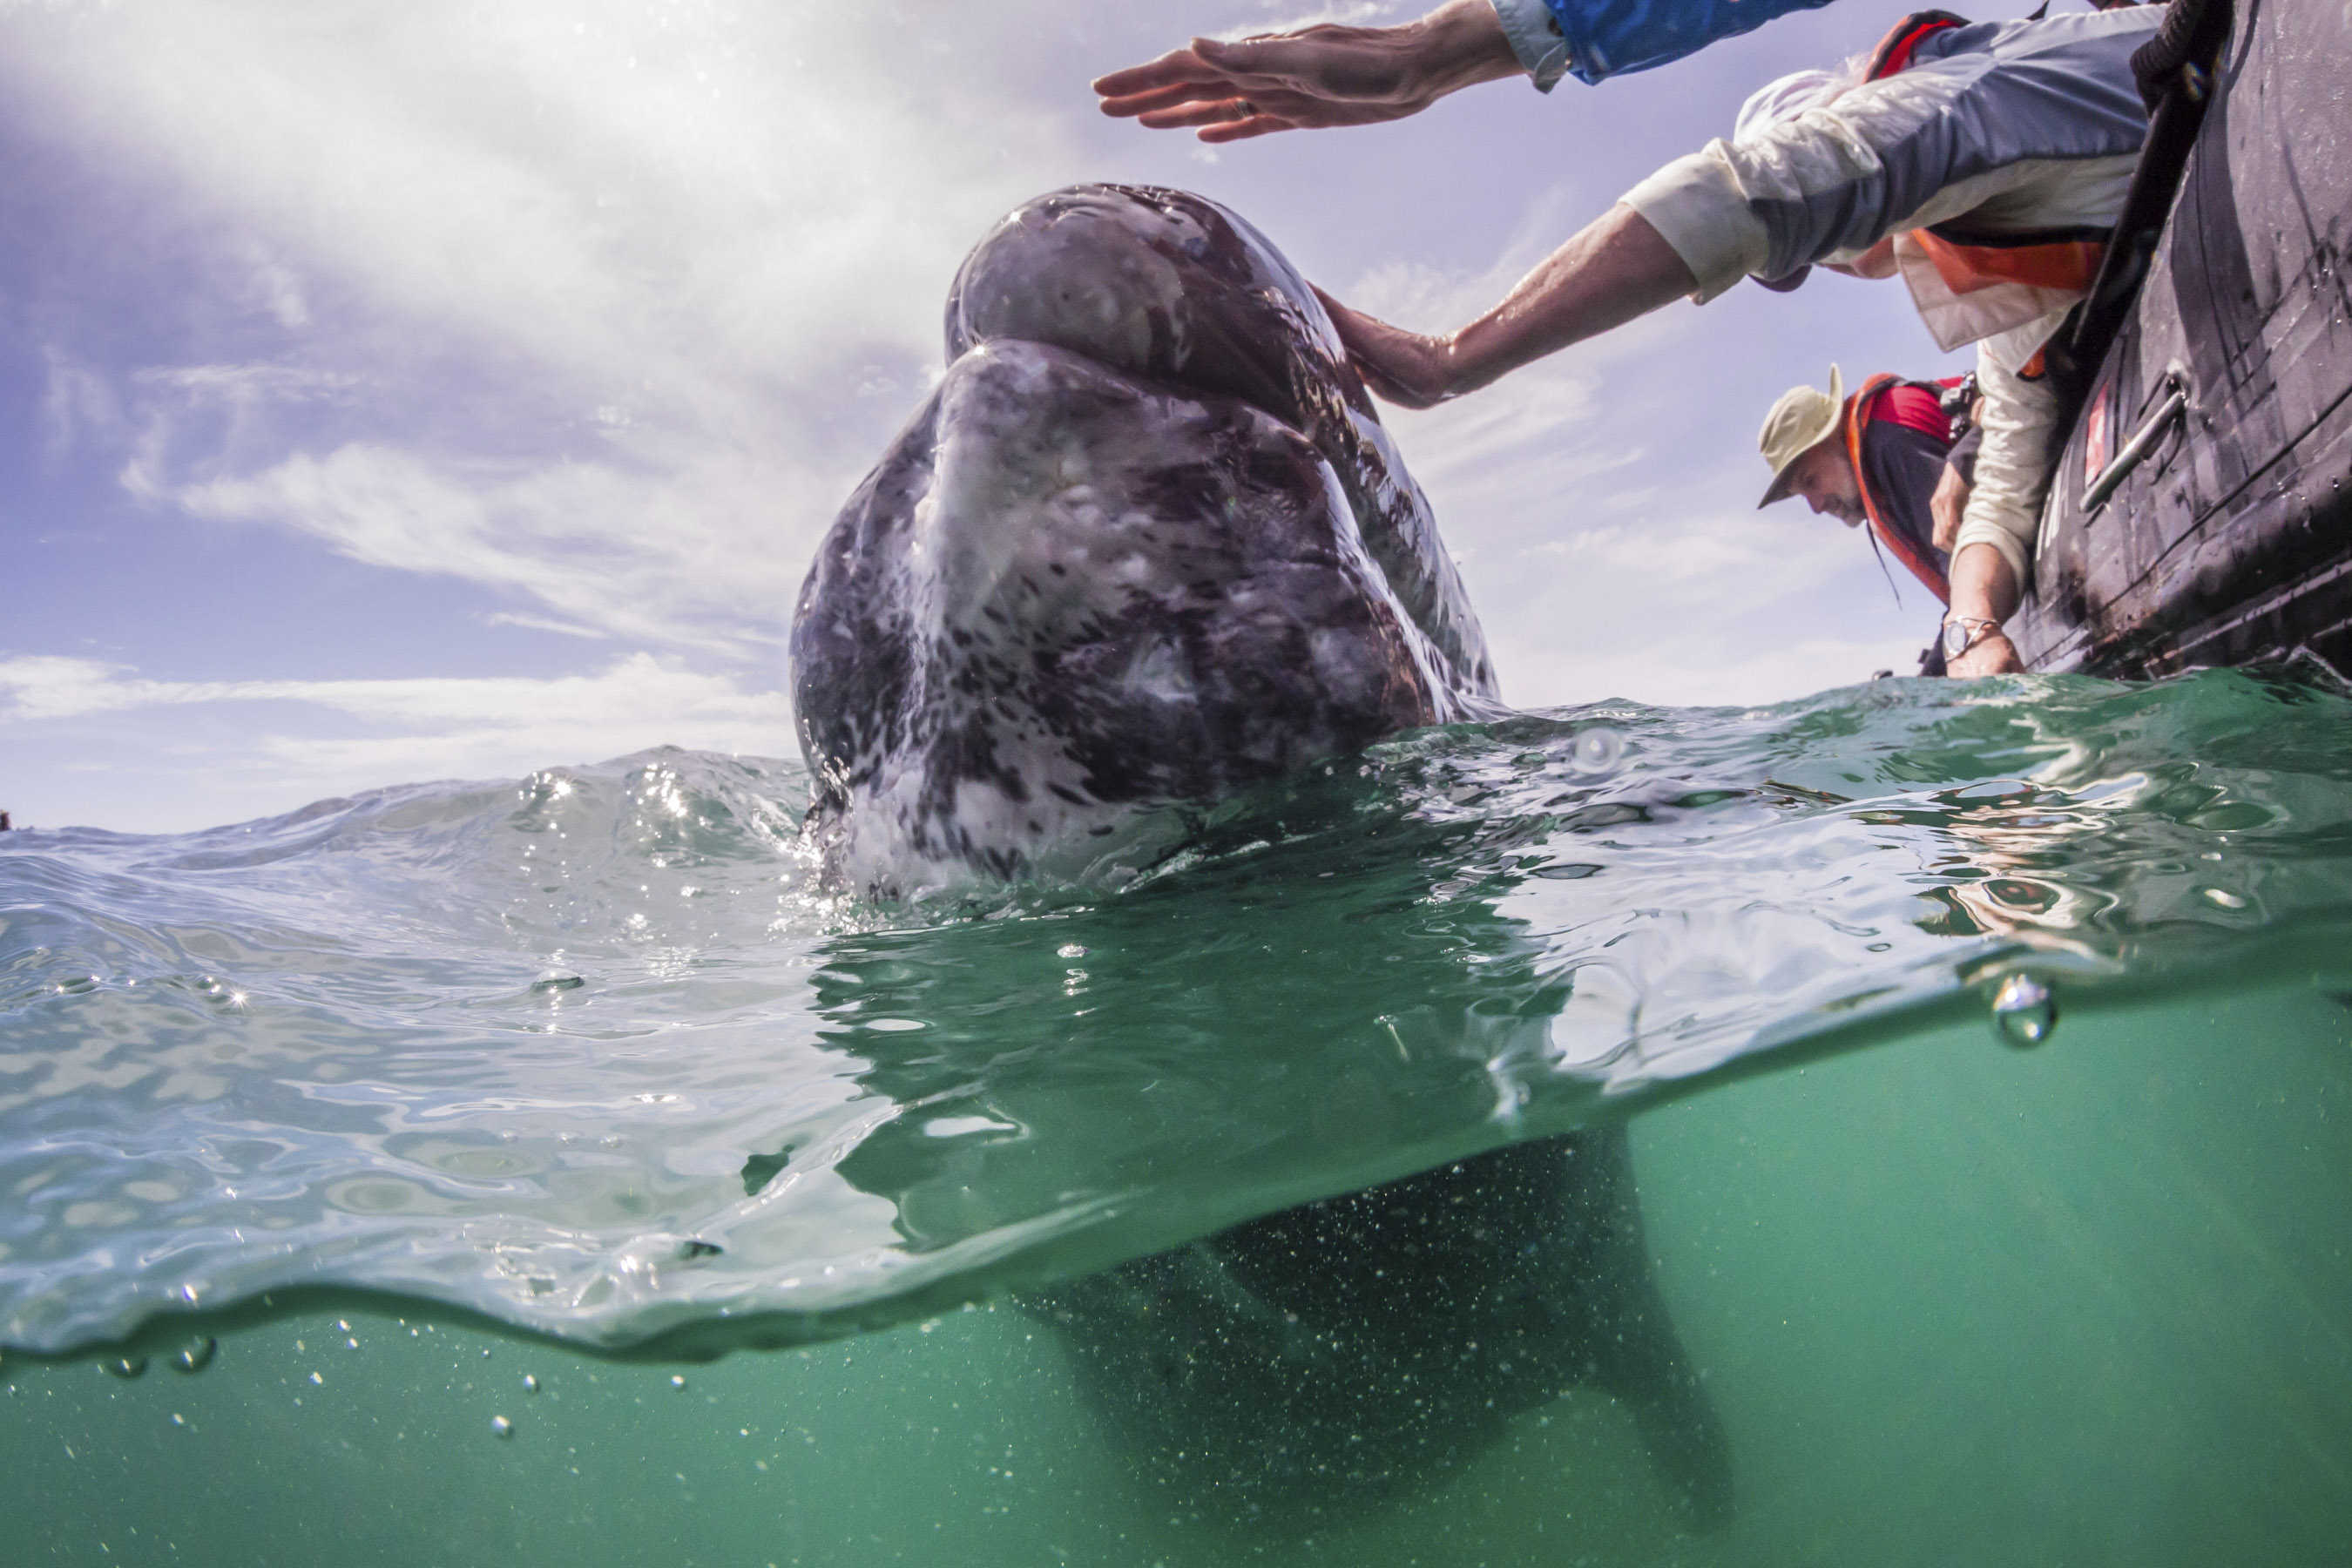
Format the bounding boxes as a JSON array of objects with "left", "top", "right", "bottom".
[
  {"left": 102, "top": 1355, "right": 148, "bottom": 1379},
  {"left": 523, "top": 1374, "right": 540, "bottom": 1394},
  {"left": 1571, "top": 727, "right": 1625, "bottom": 774},
  {"left": 491, "top": 1415, "right": 515, "bottom": 1439},
  {"left": 1990, "top": 974, "right": 2057, "bottom": 1047},
  {"left": 168, "top": 1335, "right": 216, "bottom": 1374}
]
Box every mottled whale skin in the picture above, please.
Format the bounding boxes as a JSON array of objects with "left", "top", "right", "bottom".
[
  {"left": 792, "top": 185, "right": 1729, "bottom": 1529},
  {"left": 789, "top": 184, "right": 1497, "bottom": 896}
]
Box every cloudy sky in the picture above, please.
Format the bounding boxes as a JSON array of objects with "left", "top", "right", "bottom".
[{"left": 0, "top": 0, "right": 2005, "bottom": 833}]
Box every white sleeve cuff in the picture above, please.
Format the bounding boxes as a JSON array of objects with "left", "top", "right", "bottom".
[
  {"left": 1621, "top": 145, "right": 1769, "bottom": 303},
  {"left": 1951, "top": 519, "right": 2031, "bottom": 591},
  {"left": 1490, "top": 0, "right": 1572, "bottom": 91},
  {"left": 1951, "top": 339, "right": 2063, "bottom": 588}
]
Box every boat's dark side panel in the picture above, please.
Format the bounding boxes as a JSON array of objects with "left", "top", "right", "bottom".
[{"left": 2012, "top": 0, "right": 2352, "bottom": 676}]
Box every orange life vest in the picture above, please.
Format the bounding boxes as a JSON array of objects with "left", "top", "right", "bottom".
[
  {"left": 1842, "top": 372, "right": 1953, "bottom": 604},
  {"left": 1865, "top": 10, "right": 2111, "bottom": 308}
]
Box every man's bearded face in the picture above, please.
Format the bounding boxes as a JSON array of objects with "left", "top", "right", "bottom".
[{"left": 1789, "top": 441, "right": 1866, "bottom": 527}]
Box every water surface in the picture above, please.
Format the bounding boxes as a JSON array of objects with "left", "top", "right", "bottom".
[{"left": 3, "top": 667, "right": 2349, "bottom": 1561}]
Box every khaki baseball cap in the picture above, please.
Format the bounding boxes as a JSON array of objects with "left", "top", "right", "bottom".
[{"left": 1757, "top": 364, "right": 1844, "bottom": 508}]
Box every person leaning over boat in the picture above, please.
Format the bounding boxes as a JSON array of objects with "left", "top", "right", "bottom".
[
  {"left": 1278, "top": 7, "right": 2160, "bottom": 677},
  {"left": 1756, "top": 366, "right": 1984, "bottom": 674}
]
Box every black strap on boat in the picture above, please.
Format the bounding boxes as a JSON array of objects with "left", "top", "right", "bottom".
[{"left": 2040, "top": 0, "right": 2235, "bottom": 414}]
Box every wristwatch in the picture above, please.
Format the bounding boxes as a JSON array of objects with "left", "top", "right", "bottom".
[{"left": 1941, "top": 615, "right": 2001, "bottom": 659}]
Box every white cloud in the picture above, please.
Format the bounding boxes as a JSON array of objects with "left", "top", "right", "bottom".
[
  {"left": 0, "top": 649, "right": 782, "bottom": 733},
  {"left": 149, "top": 438, "right": 814, "bottom": 656},
  {"left": 0, "top": 652, "right": 793, "bottom": 829},
  {"left": 11, "top": 3, "right": 1037, "bottom": 385},
  {"left": 483, "top": 612, "right": 607, "bottom": 639},
  {"left": 1211, "top": 2, "right": 1406, "bottom": 37},
  {"left": 41, "top": 348, "right": 122, "bottom": 462},
  {"left": 1, "top": 0, "right": 1085, "bottom": 652},
  {"left": 0, "top": 0, "right": 1977, "bottom": 832}
]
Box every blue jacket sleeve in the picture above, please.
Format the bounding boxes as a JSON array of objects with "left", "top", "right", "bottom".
[{"left": 1537, "top": 0, "right": 1840, "bottom": 84}]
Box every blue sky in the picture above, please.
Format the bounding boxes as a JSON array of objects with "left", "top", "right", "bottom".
[{"left": 0, "top": 0, "right": 2009, "bottom": 833}]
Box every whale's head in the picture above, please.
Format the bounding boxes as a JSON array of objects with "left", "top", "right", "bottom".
[{"left": 789, "top": 186, "right": 1497, "bottom": 896}]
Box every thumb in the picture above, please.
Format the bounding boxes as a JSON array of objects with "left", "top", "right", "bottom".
[{"left": 1311, "top": 285, "right": 1373, "bottom": 345}]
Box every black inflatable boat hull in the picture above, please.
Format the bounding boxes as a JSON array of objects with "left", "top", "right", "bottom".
[{"left": 2010, "top": 0, "right": 2352, "bottom": 677}]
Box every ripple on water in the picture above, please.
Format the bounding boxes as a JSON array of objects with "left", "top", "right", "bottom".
[{"left": 2, "top": 672, "right": 2350, "bottom": 1357}]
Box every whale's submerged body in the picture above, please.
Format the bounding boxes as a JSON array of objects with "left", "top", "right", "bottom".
[{"left": 791, "top": 185, "right": 1730, "bottom": 1529}]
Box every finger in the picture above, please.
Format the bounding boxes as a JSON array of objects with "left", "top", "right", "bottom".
[
  {"left": 1101, "top": 83, "right": 1240, "bottom": 118},
  {"left": 1091, "top": 49, "right": 1225, "bottom": 98},
  {"left": 1315, "top": 300, "right": 1444, "bottom": 409},
  {"left": 1195, "top": 115, "right": 1297, "bottom": 143},
  {"left": 1309, "top": 287, "right": 1373, "bottom": 355},
  {"left": 1138, "top": 98, "right": 1260, "bottom": 131},
  {"left": 1352, "top": 355, "right": 1438, "bottom": 410},
  {"left": 1314, "top": 288, "right": 1396, "bottom": 351}
]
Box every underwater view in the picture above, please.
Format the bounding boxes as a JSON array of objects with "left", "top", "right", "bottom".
[{"left": 5, "top": 666, "right": 2350, "bottom": 1565}]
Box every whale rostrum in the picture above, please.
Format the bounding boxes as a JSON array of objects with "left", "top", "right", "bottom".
[{"left": 790, "top": 184, "right": 1497, "bottom": 896}]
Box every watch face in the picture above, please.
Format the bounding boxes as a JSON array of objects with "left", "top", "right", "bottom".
[{"left": 1943, "top": 621, "right": 1971, "bottom": 658}]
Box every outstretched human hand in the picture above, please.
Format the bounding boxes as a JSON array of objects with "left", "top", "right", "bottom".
[
  {"left": 1091, "top": 0, "right": 1524, "bottom": 144},
  {"left": 1315, "top": 289, "right": 1464, "bottom": 409},
  {"left": 1946, "top": 632, "right": 2024, "bottom": 677}
]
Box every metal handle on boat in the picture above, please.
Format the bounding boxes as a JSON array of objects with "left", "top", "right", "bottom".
[{"left": 2083, "top": 381, "right": 2187, "bottom": 512}]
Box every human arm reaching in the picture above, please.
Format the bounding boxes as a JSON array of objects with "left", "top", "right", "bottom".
[
  {"left": 1092, "top": 0, "right": 1850, "bottom": 133},
  {"left": 1091, "top": 0, "right": 1524, "bottom": 144},
  {"left": 1305, "top": 83, "right": 1886, "bottom": 402},
  {"left": 1937, "top": 335, "right": 2058, "bottom": 677},
  {"left": 1316, "top": 203, "right": 1697, "bottom": 409},
  {"left": 1943, "top": 545, "right": 2026, "bottom": 676}
]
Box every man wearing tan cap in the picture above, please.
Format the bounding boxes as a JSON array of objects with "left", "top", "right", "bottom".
[{"left": 1756, "top": 366, "right": 2012, "bottom": 675}]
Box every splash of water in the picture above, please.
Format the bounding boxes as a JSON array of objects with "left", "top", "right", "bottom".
[{"left": 3, "top": 668, "right": 2349, "bottom": 1358}]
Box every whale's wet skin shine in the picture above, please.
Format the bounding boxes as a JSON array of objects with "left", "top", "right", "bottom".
[
  {"left": 791, "top": 184, "right": 1497, "bottom": 896},
  {"left": 790, "top": 186, "right": 1729, "bottom": 1529}
]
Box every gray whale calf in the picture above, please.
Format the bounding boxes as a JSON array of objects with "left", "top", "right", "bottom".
[
  {"left": 790, "top": 185, "right": 1729, "bottom": 1529},
  {"left": 790, "top": 184, "right": 1496, "bottom": 896}
]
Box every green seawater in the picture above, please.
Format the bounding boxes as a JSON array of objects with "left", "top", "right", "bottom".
[{"left": 3, "top": 668, "right": 2350, "bottom": 1563}]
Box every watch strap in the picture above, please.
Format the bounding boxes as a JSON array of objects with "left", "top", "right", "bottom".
[{"left": 1942, "top": 615, "right": 1999, "bottom": 657}]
